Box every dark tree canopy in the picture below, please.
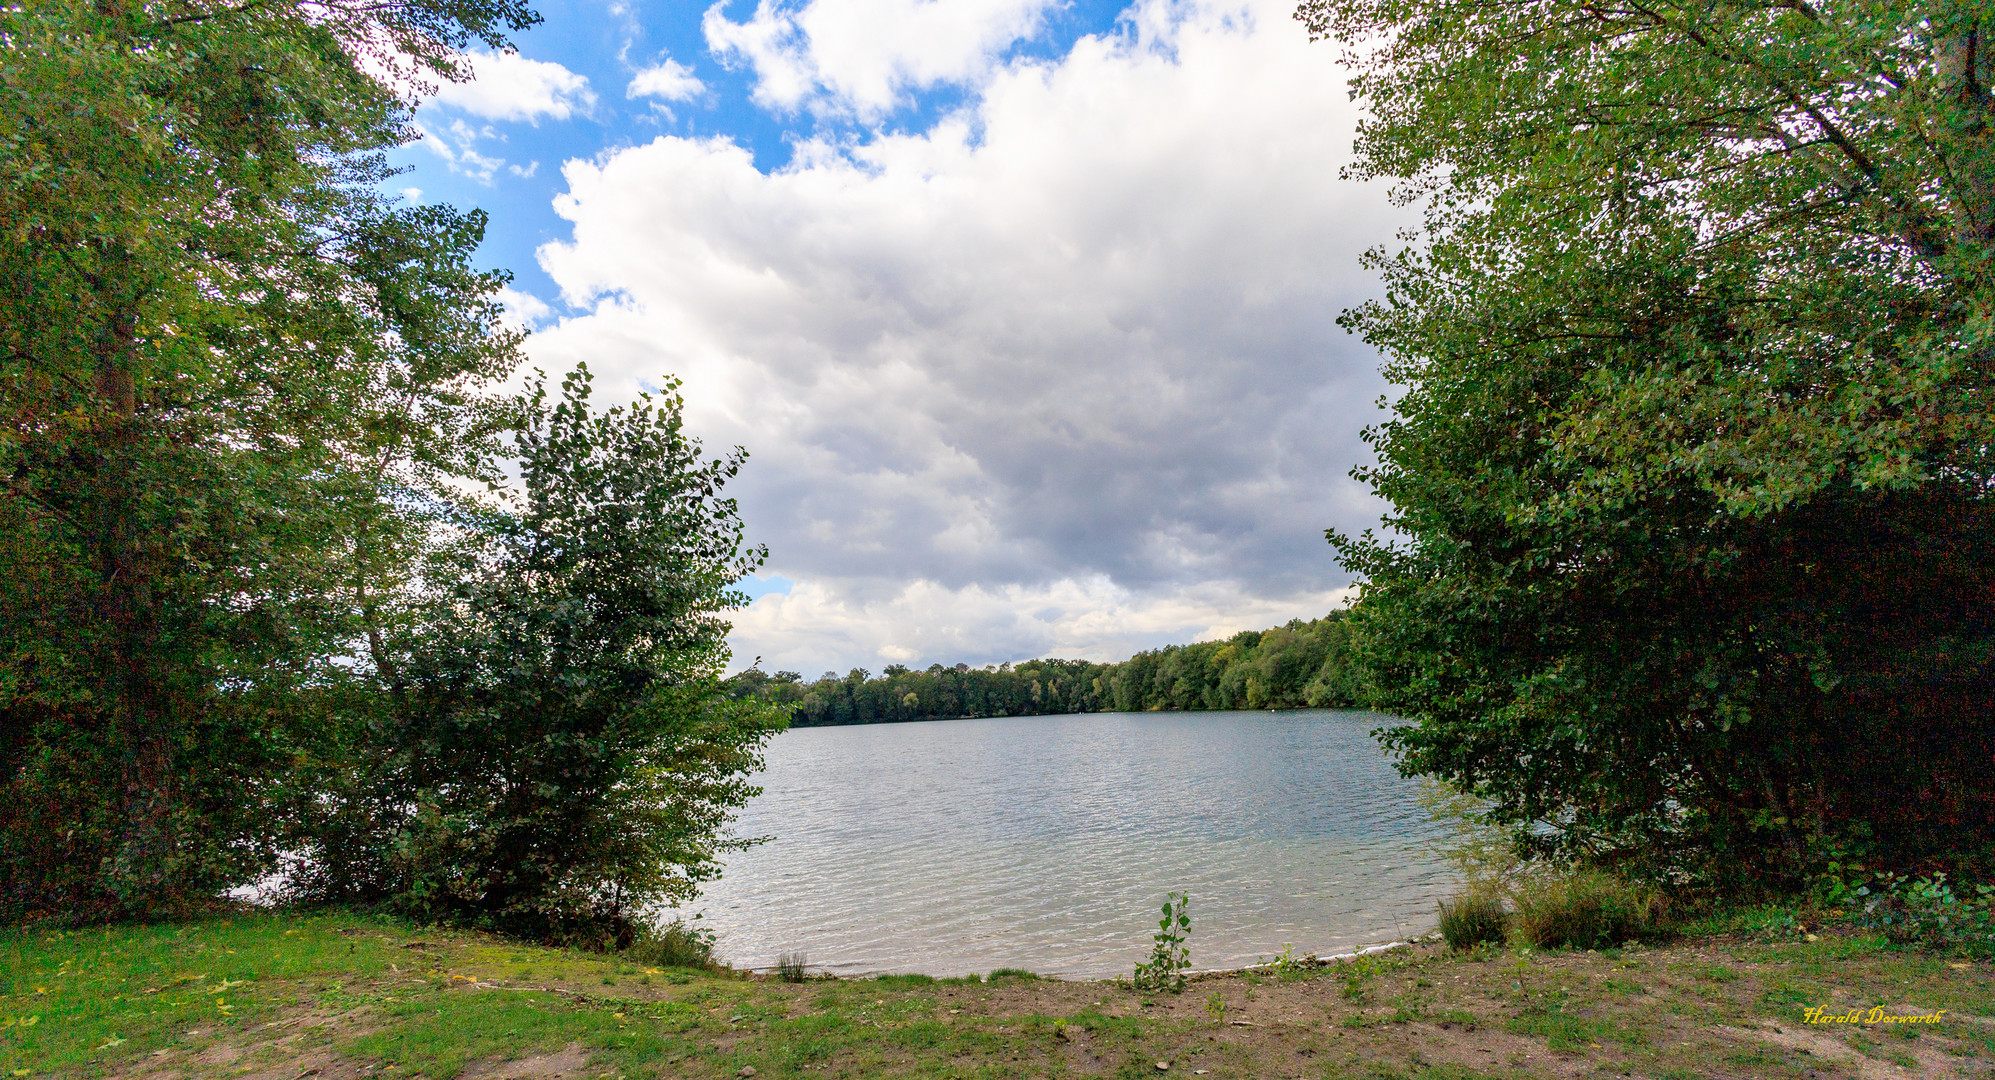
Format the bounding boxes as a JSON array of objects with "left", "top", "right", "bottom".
[{"left": 1301, "top": 0, "right": 1995, "bottom": 887}]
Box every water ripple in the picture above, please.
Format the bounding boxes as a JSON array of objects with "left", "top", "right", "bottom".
[{"left": 678, "top": 710, "right": 1451, "bottom": 978}]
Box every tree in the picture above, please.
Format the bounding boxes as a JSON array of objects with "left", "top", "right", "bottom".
[
  {"left": 0, "top": 0, "right": 532, "bottom": 921},
  {"left": 1300, "top": 0, "right": 1995, "bottom": 887},
  {"left": 287, "top": 367, "right": 785, "bottom": 944}
]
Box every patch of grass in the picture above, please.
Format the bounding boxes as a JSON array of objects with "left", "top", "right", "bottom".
[
  {"left": 987, "top": 968, "right": 1040, "bottom": 981},
  {"left": 345, "top": 987, "right": 617, "bottom": 1077},
  {"left": 1757, "top": 979, "right": 1814, "bottom": 1012},
  {"left": 1503, "top": 1003, "right": 1640, "bottom": 1051},
  {"left": 1674, "top": 904, "right": 1809, "bottom": 938},
  {"left": 0, "top": 913, "right": 408, "bottom": 1076},
  {"left": 871, "top": 972, "right": 937, "bottom": 987}
]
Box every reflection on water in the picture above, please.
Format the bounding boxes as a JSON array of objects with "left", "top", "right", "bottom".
[{"left": 677, "top": 710, "right": 1450, "bottom": 978}]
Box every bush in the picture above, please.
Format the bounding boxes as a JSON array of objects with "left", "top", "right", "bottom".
[
  {"left": 1437, "top": 890, "right": 1509, "bottom": 949},
  {"left": 626, "top": 918, "right": 718, "bottom": 969},
  {"left": 1514, "top": 871, "right": 1669, "bottom": 949},
  {"left": 1856, "top": 873, "right": 1995, "bottom": 958}
]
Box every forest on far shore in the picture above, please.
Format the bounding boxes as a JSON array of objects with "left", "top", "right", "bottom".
[{"left": 724, "top": 612, "right": 1360, "bottom": 725}]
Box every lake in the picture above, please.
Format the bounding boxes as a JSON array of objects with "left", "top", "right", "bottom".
[{"left": 679, "top": 709, "right": 1451, "bottom": 979}]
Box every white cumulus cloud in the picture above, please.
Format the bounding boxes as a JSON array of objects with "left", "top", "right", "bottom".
[
  {"left": 529, "top": 0, "right": 1406, "bottom": 672},
  {"left": 703, "top": 0, "right": 1054, "bottom": 117},
  {"left": 430, "top": 50, "right": 597, "bottom": 122},
  {"left": 732, "top": 578, "right": 1359, "bottom": 675},
  {"left": 629, "top": 57, "right": 707, "bottom": 101}
]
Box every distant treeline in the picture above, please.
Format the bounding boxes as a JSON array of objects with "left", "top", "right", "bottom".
[{"left": 725, "top": 613, "right": 1360, "bottom": 726}]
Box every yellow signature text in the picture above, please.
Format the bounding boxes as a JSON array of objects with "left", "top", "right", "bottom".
[{"left": 1801, "top": 1006, "right": 1946, "bottom": 1025}]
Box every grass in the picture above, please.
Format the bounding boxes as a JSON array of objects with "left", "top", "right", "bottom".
[
  {"left": 1435, "top": 891, "right": 1507, "bottom": 951},
  {"left": 1511, "top": 870, "right": 1666, "bottom": 949},
  {"left": 3, "top": 910, "right": 1993, "bottom": 1079}
]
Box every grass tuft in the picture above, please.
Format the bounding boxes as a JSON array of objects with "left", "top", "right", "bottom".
[
  {"left": 624, "top": 918, "right": 716, "bottom": 970},
  {"left": 1437, "top": 891, "right": 1509, "bottom": 950},
  {"left": 777, "top": 950, "right": 808, "bottom": 983}
]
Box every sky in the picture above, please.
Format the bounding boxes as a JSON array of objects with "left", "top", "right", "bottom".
[{"left": 391, "top": 0, "right": 1409, "bottom": 676}]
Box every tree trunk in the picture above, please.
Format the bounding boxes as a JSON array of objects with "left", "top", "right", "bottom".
[{"left": 91, "top": 245, "right": 175, "bottom": 915}]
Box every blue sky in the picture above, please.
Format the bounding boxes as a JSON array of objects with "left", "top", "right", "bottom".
[
  {"left": 394, "top": 0, "right": 1135, "bottom": 299},
  {"left": 394, "top": 0, "right": 1406, "bottom": 675}
]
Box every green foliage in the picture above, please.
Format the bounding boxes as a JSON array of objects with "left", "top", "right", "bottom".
[
  {"left": 727, "top": 613, "right": 1361, "bottom": 724},
  {"left": 0, "top": 0, "right": 532, "bottom": 924},
  {"left": 1513, "top": 872, "right": 1670, "bottom": 950},
  {"left": 1302, "top": 0, "right": 1995, "bottom": 888},
  {"left": 1418, "top": 780, "right": 1524, "bottom": 896},
  {"left": 1103, "top": 616, "right": 1362, "bottom": 711},
  {"left": 1267, "top": 943, "right": 1312, "bottom": 978},
  {"left": 1132, "top": 892, "right": 1191, "bottom": 993},
  {"left": 1437, "top": 892, "right": 1509, "bottom": 951},
  {"left": 1854, "top": 873, "right": 1995, "bottom": 957},
  {"left": 734, "top": 657, "right": 1113, "bottom": 726},
  {"left": 285, "top": 367, "right": 785, "bottom": 944}
]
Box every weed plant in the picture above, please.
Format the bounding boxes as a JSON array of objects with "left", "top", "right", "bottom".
[{"left": 1132, "top": 891, "right": 1191, "bottom": 993}]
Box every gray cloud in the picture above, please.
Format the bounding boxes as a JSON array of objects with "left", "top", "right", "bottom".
[{"left": 524, "top": 0, "right": 1405, "bottom": 672}]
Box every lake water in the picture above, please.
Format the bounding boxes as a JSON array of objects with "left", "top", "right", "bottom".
[{"left": 679, "top": 710, "right": 1451, "bottom": 979}]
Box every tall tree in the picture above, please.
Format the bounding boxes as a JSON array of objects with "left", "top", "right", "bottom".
[
  {"left": 0, "top": 0, "right": 532, "bottom": 921},
  {"left": 1300, "top": 0, "right": 1995, "bottom": 886}
]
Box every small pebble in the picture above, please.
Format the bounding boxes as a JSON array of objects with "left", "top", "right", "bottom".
[
  {"left": 1155, "top": 1062, "right": 1170, "bottom": 1071},
  {"left": 738, "top": 1068, "right": 756, "bottom": 1078}
]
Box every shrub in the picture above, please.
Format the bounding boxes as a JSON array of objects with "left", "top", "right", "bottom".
[
  {"left": 1438, "top": 890, "right": 1509, "bottom": 949},
  {"left": 1514, "top": 871, "right": 1669, "bottom": 949},
  {"left": 1856, "top": 873, "right": 1995, "bottom": 958},
  {"left": 626, "top": 918, "right": 717, "bottom": 969}
]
